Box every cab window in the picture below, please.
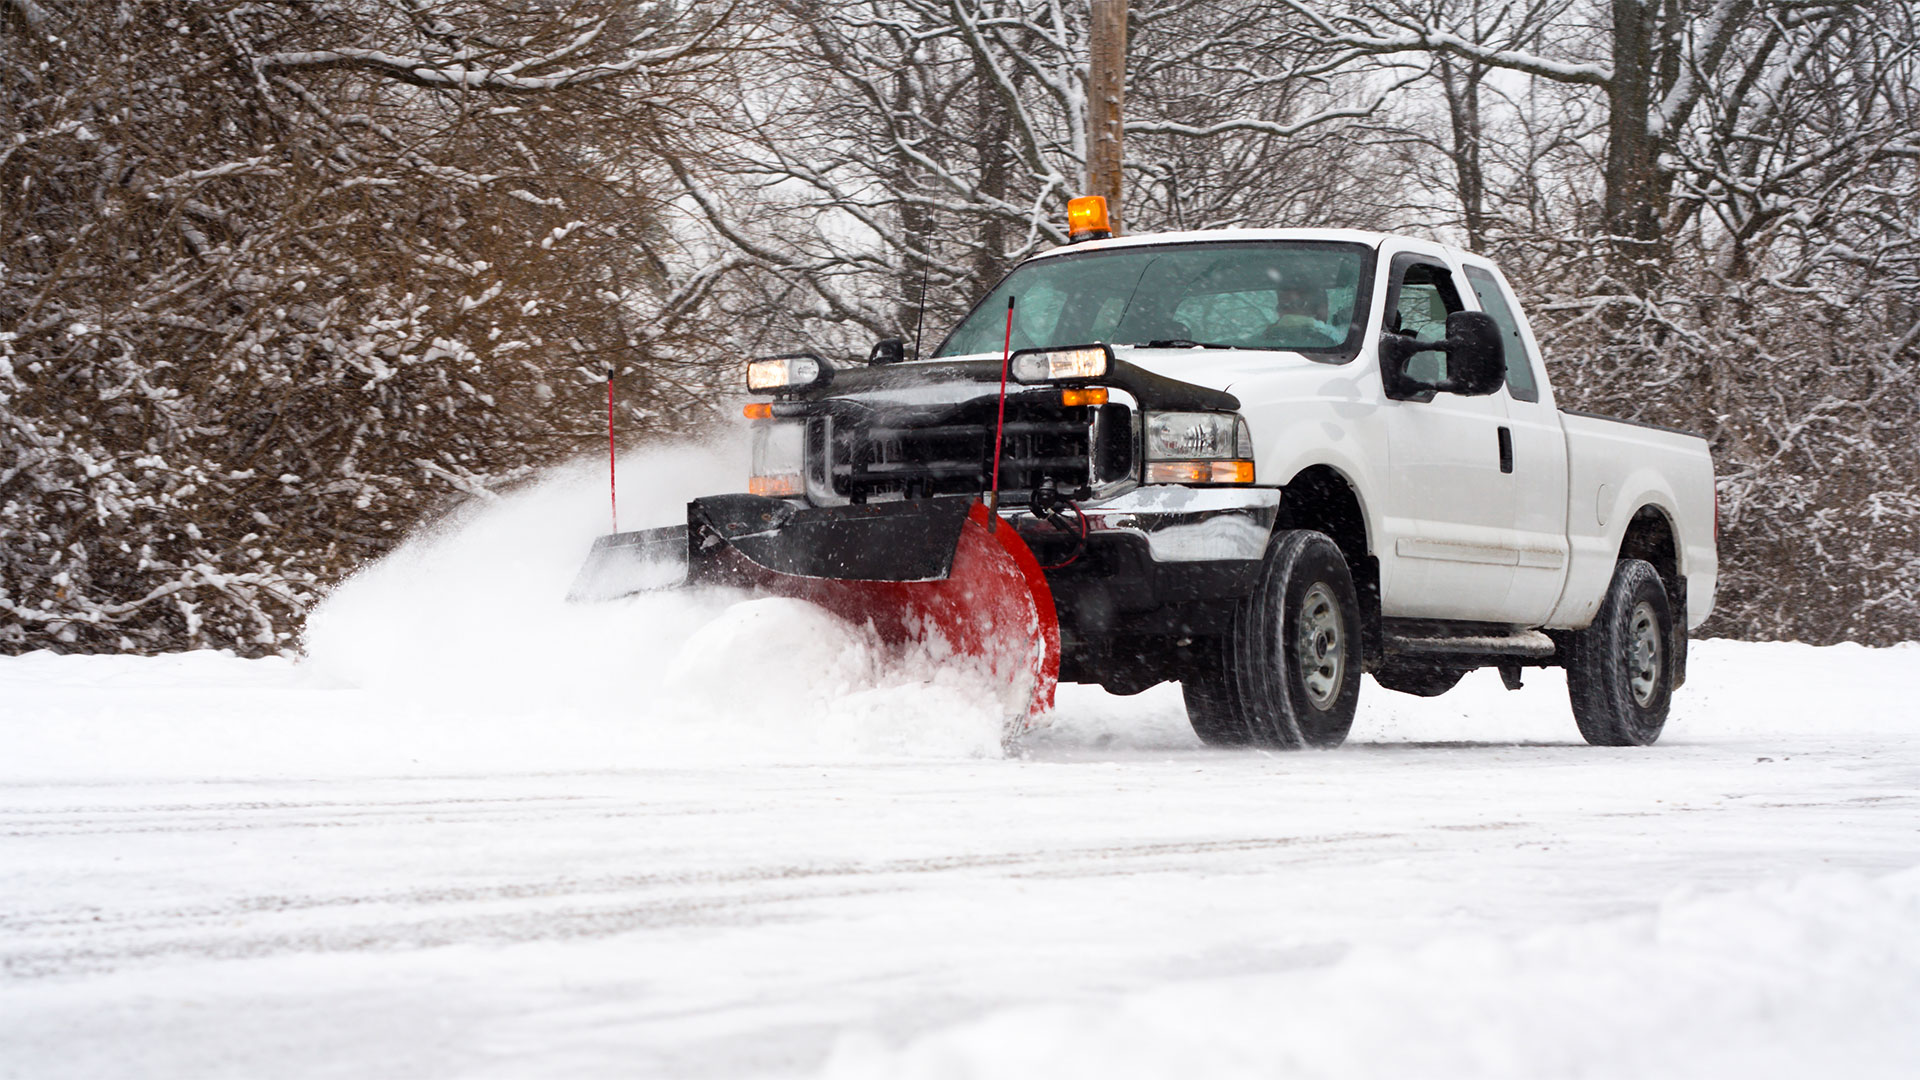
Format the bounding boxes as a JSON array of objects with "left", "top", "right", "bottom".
[
  {"left": 1387, "top": 260, "right": 1465, "bottom": 385},
  {"left": 1463, "top": 265, "right": 1540, "bottom": 402},
  {"left": 936, "top": 241, "right": 1374, "bottom": 361}
]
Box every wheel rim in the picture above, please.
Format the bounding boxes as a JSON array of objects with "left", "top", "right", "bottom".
[
  {"left": 1295, "top": 582, "right": 1345, "bottom": 710},
  {"left": 1626, "top": 600, "right": 1663, "bottom": 707}
]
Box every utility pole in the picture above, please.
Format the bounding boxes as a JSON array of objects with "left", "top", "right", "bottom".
[{"left": 1086, "top": 0, "right": 1126, "bottom": 234}]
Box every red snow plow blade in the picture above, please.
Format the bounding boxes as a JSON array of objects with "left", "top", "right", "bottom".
[{"left": 570, "top": 495, "right": 1059, "bottom": 724}]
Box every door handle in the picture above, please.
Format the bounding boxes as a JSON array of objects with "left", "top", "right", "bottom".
[{"left": 1497, "top": 426, "right": 1514, "bottom": 474}]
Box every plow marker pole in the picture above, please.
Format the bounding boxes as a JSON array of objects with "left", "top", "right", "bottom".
[
  {"left": 988, "top": 296, "right": 1015, "bottom": 527},
  {"left": 606, "top": 368, "right": 618, "bottom": 533}
]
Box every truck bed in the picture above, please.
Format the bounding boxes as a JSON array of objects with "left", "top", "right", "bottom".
[{"left": 1554, "top": 410, "right": 1717, "bottom": 631}]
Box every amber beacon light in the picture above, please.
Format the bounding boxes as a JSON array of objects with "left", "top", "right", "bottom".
[{"left": 1067, "top": 196, "right": 1113, "bottom": 243}]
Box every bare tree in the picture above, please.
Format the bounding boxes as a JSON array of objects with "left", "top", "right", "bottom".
[
  {"left": 1279, "top": 0, "right": 1873, "bottom": 287},
  {"left": 669, "top": 0, "right": 1409, "bottom": 357}
]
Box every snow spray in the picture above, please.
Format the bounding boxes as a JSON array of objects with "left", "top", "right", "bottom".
[{"left": 300, "top": 444, "right": 1013, "bottom": 761}]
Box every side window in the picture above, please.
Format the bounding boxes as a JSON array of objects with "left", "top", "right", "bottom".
[
  {"left": 1463, "top": 265, "right": 1539, "bottom": 402},
  {"left": 1388, "top": 261, "right": 1465, "bottom": 385}
]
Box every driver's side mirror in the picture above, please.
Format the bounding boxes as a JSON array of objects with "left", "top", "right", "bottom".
[
  {"left": 1377, "top": 310, "right": 1504, "bottom": 399},
  {"left": 868, "top": 337, "right": 906, "bottom": 365},
  {"left": 1435, "top": 311, "right": 1504, "bottom": 396}
]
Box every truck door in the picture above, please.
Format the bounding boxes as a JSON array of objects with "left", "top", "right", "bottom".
[
  {"left": 1463, "top": 262, "right": 1571, "bottom": 625},
  {"left": 1378, "top": 252, "right": 1518, "bottom": 622}
]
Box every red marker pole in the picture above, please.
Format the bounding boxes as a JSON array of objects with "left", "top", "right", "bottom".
[
  {"left": 987, "top": 296, "right": 1016, "bottom": 529},
  {"left": 606, "top": 368, "right": 618, "bottom": 533}
]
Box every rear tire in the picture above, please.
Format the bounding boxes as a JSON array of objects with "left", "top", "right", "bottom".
[
  {"left": 1567, "top": 559, "right": 1673, "bottom": 746},
  {"left": 1181, "top": 530, "right": 1361, "bottom": 749}
]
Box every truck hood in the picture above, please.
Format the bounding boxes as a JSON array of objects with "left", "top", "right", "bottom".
[
  {"left": 924, "top": 345, "right": 1320, "bottom": 388},
  {"left": 777, "top": 345, "right": 1357, "bottom": 422},
  {"left": 785, "top": 350, "right": 1240, "bottom": 416},
  {"left": 1110, "top": 345, "right": 1340, "bottom": 400}
]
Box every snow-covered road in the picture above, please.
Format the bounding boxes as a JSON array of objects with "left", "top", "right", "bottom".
[
  {"left": 5, "top": 642, "right": 1918, "bottom": 1079},
  {"left": 4, "top": 467, "right": 1918, "bottom": 1078}
]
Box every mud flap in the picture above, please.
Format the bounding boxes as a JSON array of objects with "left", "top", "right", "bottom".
[{"left": 569, "top": 496, "right": 1059, "bottom": 726}]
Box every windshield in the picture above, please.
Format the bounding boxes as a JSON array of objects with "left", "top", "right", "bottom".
[{"left": 934, "top": 241, "right": 1374, "bottom": 360}]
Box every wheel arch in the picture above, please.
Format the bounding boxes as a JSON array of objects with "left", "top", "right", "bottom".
[
  {"left": 1275, "top": 464, "right": 1378, "bottom": 663},
  {"left": 1618, "top": 503, "right": 1679, "bottom": 598}
]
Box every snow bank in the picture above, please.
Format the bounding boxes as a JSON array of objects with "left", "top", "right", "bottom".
[{"left": 823, "top": 867, "right": 1920, "bottom": 1080}]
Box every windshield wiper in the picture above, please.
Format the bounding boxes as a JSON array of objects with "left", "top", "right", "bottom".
[{"left": 1136, "top": 339, "right": 1238, "bottom": 350}]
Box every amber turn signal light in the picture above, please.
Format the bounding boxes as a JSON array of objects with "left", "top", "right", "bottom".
[
  {"left": 743, "top": 402, "right": 773, "bottom": 420},
  {"left": 1146, "top": 460, "right": 1255, "bottom": 484},
  {"left": 748, "top": 474, "right": 802, "bottom": 497},
  {"left": 1214, "top": 460, "right": 1256, "bottom": 484},
  {"left": 1060, "top": 387, "right": 1109, "bottom": 407},
  {"left": 1067, "top": 196, "right": 1113, "bottom": 242}
]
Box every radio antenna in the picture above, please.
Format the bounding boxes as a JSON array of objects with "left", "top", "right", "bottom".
[{"left": 910, "top": 252, "right": 933, "bottom": 361}]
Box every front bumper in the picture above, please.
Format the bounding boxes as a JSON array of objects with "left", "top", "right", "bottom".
[
  {"left": 1004, "top": 485, "right": 1281, "bottom": 642},
  {"left": 1007, "top": 485, "right": 1281, "bottom": 564}
]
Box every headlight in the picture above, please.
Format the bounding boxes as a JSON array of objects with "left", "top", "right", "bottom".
[
  {"left": 1144, "top": 412, "right": 1255, "bottom": 485},
  {"left": 745, "top": 354, "right": 827, "bottom": 393},
  {"left": 1144, "top": 412, "right": 1250, "bottom": 459},
  {"left": 1010, "top": 344, "right": 1111, "bottom": 383},
  {"left": 748, "top": 421, "right": 806, "bottom": 498}
]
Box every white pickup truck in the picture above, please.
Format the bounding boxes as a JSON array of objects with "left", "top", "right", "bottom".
[{"left": 618, "top": 224, "right": 1718, "bottom": 748}]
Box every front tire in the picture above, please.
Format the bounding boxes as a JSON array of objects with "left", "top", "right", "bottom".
[
  {"left": 1567, "top": 559, "right": 1674, "bottom": 746},
  {"left": 1181, "top": 530, "right": 1362, "bottom": 749}
]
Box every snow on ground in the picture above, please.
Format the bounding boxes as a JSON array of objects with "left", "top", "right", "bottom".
[{"left": 4, "top": 457, "right": 1918, "bottom": 1078}]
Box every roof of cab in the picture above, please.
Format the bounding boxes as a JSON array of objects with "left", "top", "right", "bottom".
[{"left": 1024, "top": 227, "right": 1403, "bottom": 261}]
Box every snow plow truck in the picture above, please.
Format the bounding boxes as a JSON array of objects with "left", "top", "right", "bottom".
[{"left": 573, "top": 198, "right": 1718, "bottom": 749}]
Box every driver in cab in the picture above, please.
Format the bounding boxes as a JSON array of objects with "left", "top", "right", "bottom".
[{"left": 1264, "top": 277, "right": 1343, "bottom": 347}]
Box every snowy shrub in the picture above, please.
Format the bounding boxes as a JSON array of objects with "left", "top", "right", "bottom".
[{"left": 1, "top": 0, "right": 737, "bottom": 654}]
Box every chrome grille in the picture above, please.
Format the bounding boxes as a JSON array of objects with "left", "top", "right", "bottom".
[{"left": 824, "top": 400, "right": 1130, "bottom": 503}]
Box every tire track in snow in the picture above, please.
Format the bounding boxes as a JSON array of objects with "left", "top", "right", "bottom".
[{"left": 2, "top": 826, "right": 1468, "bottom": 978}]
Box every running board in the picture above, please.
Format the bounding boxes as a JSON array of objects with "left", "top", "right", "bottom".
[{"left": 1383, "top": 629, "right": 1557, "bottom": 659}]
